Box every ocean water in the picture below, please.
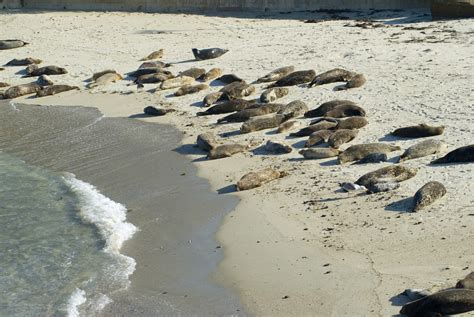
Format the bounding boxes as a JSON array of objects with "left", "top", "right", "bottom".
[{"left": 0, "top": 152, "right": 136, "bottom": 316}]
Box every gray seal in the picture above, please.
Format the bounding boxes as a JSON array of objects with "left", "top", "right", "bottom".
[
  {"left": 175, "top": 84, "right": 208, "bottom": 96},
  {"left": 354, "top": 153, "right": 388, "bottom": 164},
  {"left": 335, "top": 117, "right": 368, "bottom": 130},
  {"left": 264, "top": 141, "right": 292, "bottom": 154},
  {"left": 1, "top": 83, "right": 41, "bottom": 99},
  {"left": 220, "top": 81, "right": 255, "bottom": 100},
  {"left": 308, "top": 68, "right": 356, "bottom": 87},
  {"left": 305, "top": 130, "right": 333, "bottom": 147},
  {"left": 268, "top": 70, "right": 316, "bottom": 88},
  {"left": 36, "top": 85, "right": 79, "bottom": 97},
  {"left": 399, "top": 139, "right": 446, "bottom": 162},
  {"left": 202, "top": 91, "right": 224, "bottom": 107},
  {"left": 179, "top": 67, "right": 206, "bottom": 79},
  {"left": 400, "top": 289, "right": 474, "bottom": 317},
  {"left": 256, "top": 66, "right": 295, "bottom": 83},
  {"left": 304, "top": 100, "right": 356, "bottom": 118},
  {"left": 277, "top": 120, "right": 300, "bottom": 134},
  {"left": 277, "top": 100, "right": 309, "bottom": 119},
  {"left": 0, "top": 40, "right": 28, "bottom": 50},
  {"left": 299, "top": 148, "right": 340, "bottom": 159},
  {"left": 431, "top": 144, "right": 474, "bottom": 164},
  {"left": 236, "top": 168, "right": 287, "bottom": 191},
  {"left": 339, "top": 143, "right": 400, "bottom": 164},
  {"left": 355, "top": 165, "right": 417, "bottom": 187},
  {"left": 391, "top": 124, "right": 445, "bottom": 138},
  {"left": 143, "top": 106, "right": 175, "bottom": 116},
  {"left": 5, "top": 57, "right": 42, "bottom": 66},
  {"left": 240, "top": 114, "right": 290, "bottom": 133},
  {"left": 24, "top": 65, "right": 67, "bottom": 77},
  {"left": 217, "top": 103, "right": 283, "bottom": 123},
  {"left": 411, "top": 181, "right": 447, "bottom": 212},
  {"left": 323, "top": 104, "right": 366, "bottom": 118},
  {"left": 328, "top": 129, "right": 358, "bottom": 149},
  {"left": 196, "top": 132, "right": 218, "bottom": 152},
  {"left": 192, "top": 48, "right": 228, "bottom": 60},
  {"left": 208, "top": 143, "right": 248, "bottom": 160},
  {"left": 135, "top": 72, "right": 174, "bottom": 84},
  {"left": 290, "top": 120, "right": 337, "bottom": 137},
  {"left": 197, "top": 99, "right": 255, "bottom": 116},
  {"left": 335, "top": 73, "right": 366, "bottom": 90},
  {"left": 260, "top": 87, "right": 289, "bottom": 103}
]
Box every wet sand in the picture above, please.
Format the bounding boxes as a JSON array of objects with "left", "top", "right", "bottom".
[{"left": 0, "top": 101, "right": 245, "bottom": 316}]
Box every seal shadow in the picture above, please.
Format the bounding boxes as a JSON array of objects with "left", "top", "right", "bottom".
[
  {"left": 173, "top": 144, "right": 207, "bottom": 156},
  {"left": 379, "top": 134, "right": 404, "bottom": 142},
  {"left": 319, "top": 158, "right": 339, "bottom": 166},
  {"left": 264, "top": 129, "right": 279, "bottom": 136},
  {"left": 217, "top": 184, "right": 237, "bottom": 195},
  {"left": 333, "top": 84, "right": 347, "bottom": 91},
  {"left": 291, "top": 140, "right": 307, "bottom": 149},
  {"left": 169, "top": 59, "right": 197, "bottom": 65},
  {"left": 287, "top": 157, "right": 304, "bottom": 162},
  {"left": 190, "top": 100, "right": 204, "bottom": 107},
  {"left": 15, "top": 69, "right": 28, "bottom": 76},
  {"left": 385, "top": 196, "right": 414, "bottom": 213},
  {"left": 219, "top": 130, "right": 241, "bottom": 138},
  {"left": 209, "top": 80, "right": 226, "bottom": 88},
  {"left": 389, "top": 292, "right": 412, "bottom": 307}
]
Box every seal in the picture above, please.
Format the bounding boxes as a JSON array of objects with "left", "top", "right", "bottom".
[
  {"left": 217, "top": 103, "right": 284, "bottom": 124},
  {"left": 328, "top": 129, "right": 358, "bottom": 149},
  {"left": 355, "top": 165, "right": 417, "bottom": 187},
  {"left": 0, "top": 40, "right": 28, "bottom": 50},
  {"left": 1, "top": 83, "right": 41, "bottom": 99},
  {"left": 277, "top": 120, "right": 300, "bottom": 134},
  {"left": 299, "top": 148, "right": 340, "bottom": 159},
  {"left": 197, "top": 99, "right": 255, "bottom": 116},
  {"left": 135, "top": 72, "right": 174, "bottom": 84},
  {"left": 431, "top": 145, "right": 474, "bottom": 164},
  {"left": 304, "top": 100, "right": 357, "bottom": 118},
  {"left": 88, "top": 72, "right": 123, "bottom": 88},
  {"left": 175, "top": 84, "right": 209, "bottom": 96},
  {"left": 25, "top": 65, "right": 67, "bottom": 77},
  {"left": 335, "top": 117, "right": 368, "bottom": 130},
  {"left": 354, "top": 153, "right": 388, "bottom": 164},
  {"left": 392, "top": 124, "right": 445, "bottom": 138},
  {"left": 399, "top": 289, "right": 474, "bottom": 317},
  {"left": 339, "top": 143, "right": 401, "bottom": 164},
  {"left": 256, "top": 66, "right": 295, "bottom": 83},
  {"left": 5, "top": 57, "right": 42, "bottom": 66},
  {"left": 139, "top": 61, "right": 170, "bottom": 69},
  {"left": 240, "top": 114, "right": 291, "bottom": 133},
  {"left": 277, "top": 100, "right": 309, "bottom": 118},
  {"left": 268, "top": 70, "right": 316, "bottom": 88},
  {"left": 192, "top": 48, "right": 228, "bottom": 60},
  {"left": 128, "top": 67, "right": 166, "bottom": 78},
  {"left": 305, "top": 130, "right": 334, "bottom": 147},
  {"left": 179, "top": 67, "right": 206, "bottom": 79},
  {"left": 411, "top": 181, "right": 447, "bottom": 212},
  {"left": 456, "top": 272, "right": 474, "bottom": 289},
  {"left": 143, "top": 106, "right": 175, "bottom": 116},
  {"left": 290, "top": 120, "right": 338, "bottom": 137},
  {"left": 335, "top": 73, "right": 366, "bottom": 90},
  {"left": 264, "top": 140, "right": 292, "bottom": 154},
  {"left": 202, "top": 91, "right": 224, "bottom": 107},
  {"left": 90, "top": 69, "right": 118, "bottom": 81},
  {"left": 260, "top": 87, "right": 289, "bottom": 103},
  {"left": 399, "top": 139, "right": 446, "bottom": 162},
  {"left": 220, "top": 81, "right": 255, "bottom": 100},
  {"left": 217, "top": 74, "right": 243, "bottom": 84},
  {"left": 0, "top": 82, "right": 10, "bottom": 88},
  {"left": 208, "top": 143, "right": 248, "bottom": 160},
  {"left": 160, "top": 76, "right": 194, "bottom": 90},
  {"left": 139, "top": 49, "right": 164, "bottom": 61},
  {"left": 196, "top": 132, "right": 218, "bottom": 152},
  {"left": 236, "top": 168, "right": 287, "bottom": 191},
  {"left": 199, "top": 68, "right": 222, "bottom": 81},
  {"left": 36, "top": 85, "right": 79, "bottom": 97},
  {"left": 37, "top": 75, "right": 54, "bottom": 86},
  {"left": 366, "top": 182, "right": 400, "bottom": 194},
  {"left": 323, "top": 104, "right": 366, "bottom": 118},
  {"left": 308, "top": 68, "right": 356, "bottom": 87}
]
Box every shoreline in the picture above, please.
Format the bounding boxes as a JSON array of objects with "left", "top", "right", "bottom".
[{"left": 1, "top": 10, "right": 473, "bottom": 316}]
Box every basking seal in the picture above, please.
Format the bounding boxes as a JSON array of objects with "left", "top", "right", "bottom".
[
  {"left": 143, "top": 106, "right": 175, "bottom": 116},
  {"left": 268, "top": 70, "right": 316, "bottom": 88},
  {"left": 308, "top": 68, "right": 356, "bottom": 87},
  {"left": 392, "top": 124, "right": 445, "bottom": 138},
  {"left": 354, "top": 153, "right": 388, "bottom": 164},
  {"left": 88, "top": 72, "right": 123, "bottom": 88},
  {"left": 220, "top": 81, "right": 255, "bottom": 100},
  {"left": 175, "top": 84, "right": 208, "bottom": 96},
  {"left": 199, "top": 68, "right": 222, "bottom": 81},
  {"left": 260, "top": 87, "right": 289, "bottom": 103},
  {"left": 328, "top": 129, "right": 358, "bottom": 149},
  {"left": 324, "top": 104, "right": 366, "bottom": 118},
  {"left": 411, "top": 181, "right": 447, "bottom": 212},
  {"left": 208, "top": 143, "right": 248, "bottom": 160},
  {"left": 0, "top": 40, "right": 28, "bottom": 50},
  {"left": 236, "top": 168, "right": 287, "bottom": 191},
  {"left": 264, "top": 141, "right": 292, "bottom": 154},
  {"left": 217, "top": 74, "right": 243, "bottom": 84},
  {"left": 299, "top": 148, "right": 340, "bottom": 159},
  {"left": 202, "top": 91, "right": 224, "bottom": 107},
  {"left": 135, "top": 72, "right": 174, "bottom": 84},
  {"left": 139, "top": 61, "right": 171, "bottom": 69},
  {"left": 290, "top": 120, "right": 338, "bottom": 137},
  {"left": 355, "top": 165, "right": 417, "bottom": 187},
  {"left": 192, "top": 48, "right": 228, "bottom": 60},
  {"left": 399, "top": 139, "right": 446, "bottom": 162},
  {"left": 196, "top": 132, "right": 218, "bottom": 152},
  {"left": 336, "top": 117, "right": 368, "bottom": 130},
  {"left": 305, "top": 130, "right": 333, "bottom": 147},
  {"left": 335, "top": 73, "right": 366, "bottom": 90},
  {"left": 197, "top": 99, "right": 255, "bottom": 116},
  {"left": 217, "top": 103, "right": 284, "bottom": 124},
  {"left": 179, "top": 67, "right": 206, "bottom": 79},
  {"left": 5, "top": 57, "right": 42, "bottom": 66},
  {"left": 304, "top": 100, "right": 356, "bottom": 118},
  {"left": 129, "top": 67, "right": 167, "bottom": 78},
  {"left": 277, "top": 120, "right": 300, "bottom": 134},
  {"left": 366, "top": 182, "right": 400, "bottom": 194},
  {"left": 256, "top": 66, "right": 295, "bottom": 83},
  {"left": 139, "top": 49, "right": 164, "bottom": 61},
  {"left": 456, "top": 272, "right": 474, "bottom": 289},
  {"left": 37, "top": 75, "right": 54, "bottom": 86},
  {"left": 399, "top": 289, "right": 474, "bottom": 317},
  {"left": 25, "top": 65, "right": 67, "bottom": 77},
  {"left": 1, "top": 83, "right": 41, "bottom": 99},
  {"left": 36, "top": 85, "right": 79, "bottom": 97},
  {"left": 277, "top": 100, "right": 309, "bottom": 118},
  {"left": 431, "top": 145, "right": 474, "bottom": 164},
  {"left": 339, "top": 143, "right": 401, "bottom": 164},
  {"left": 160, "top": 76, "right": 194, "bottom": 90},
  {"left": 90, "top": 69, "right": 118, "bottom": 81},
  {"left": 0, "top": 82, "right": 10, "bottom": 88},
  {"left": 240, "top": 114, "right": 290, "bottom": 133}
]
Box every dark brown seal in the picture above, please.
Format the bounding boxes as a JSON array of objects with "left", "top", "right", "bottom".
[
  {"left": 324, "top": 104, "right": 366, "bottom": 118},
  {"left": 0, "top": 82, "right": 9, "bottom": 88},
  {"left": 335, "top": 117, "right": 368, "bottom": 130},
  {"left": 400, "top": 289, "right": 474, "bottom": 317},
  {"left": 308, "top": 68, "right": 356, "bottom": 87},
  {"left": 196, "top": 99, "right": 255, "bottom": 116},
  {"left": 36, "top": 85, "right": 79, "bottom": 97},
  {"left": 5, "top": 57, "right": 42, "bottom": 66},
  {"left": 179, "top": 67, "right": 206, "bottom": 79},
  {"left": 290, "top": 120, "right": 337, "bottom": 137},
  {"left": 217, "top": 103, "right": 283, "bottom": 123},
  {"left": 335, "top": 73, "right": 366, "bottom": 90},
  {"left": 217, "top": 74, "right": 243, "bottom": 84},
  {"left": 355, "top": 165, "right": 417, "bottom": 187},
  {"left": 391, "top": 124, "right": 445, "bottom": 138},
  {"left": 268, "top": 70, "right": 316, "bottom": 88},
  {"left": 240, "top": 114, "right": 290, "bottom": 133},
  {"left": 304, "top": 100, "right": 357, "bottom": 118},
  {"left": 411, "top": 181, "right": 446, "bottom": 212},
  {"left": 143, "top": 106, "right": 175, "bottom": 116},
  {"left": 25, "top": 65, "right": 67, "bottom": 77},
  {"left": 220, "top": 81, "right": 255, "bottom": 100},
  {"left": 135, "top": 72, "right": 174, "bottom": 84},
  {"left": 431, "top": 145, "right": 474, "bottom": 164}
]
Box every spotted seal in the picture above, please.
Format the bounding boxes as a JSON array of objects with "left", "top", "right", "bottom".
[
  {"left": 339, "top": 143, "right": 401, "bottom": 164},
  {"left": 220, "top": 81, "right": 255, "bottom": 100},
  {"left": 240, "top": 114, "right": 291, "bottom": 133},
  {"left": 256, "top": 66, "right": 295, "bottom": 83},
  {"left": 399, "top": 139, "right": 446, "bottom": 162},
  {"left": 5, "top": 57, "right": 42, "bottom": 66},
  {"left": 264, "top": 141, "right": 292, "bottom": 154},
  {"left": 202, "top": 91, "right": 224, "bottom": 107},
  {"left": 277, "top": 100, "right": 309, "bottom": 119},
  {"left": 196, "top": 132, "right": 218, "bottom": 152},
  {"left": 411, "top": 181, "right": 447, "bottom": 212},
  {"left": 236, "top": 168, "right": 287, "bottom": 191},
  {"left": 200, "top": 68, "right": 222, "bottom": 81},
  {"left": 260, "top": 87, "right": 289, "bottom": 103},
  {"left": 335, "top": 117, "right": 368, "bottom": 130},
  {"left": 1, "top": 82, "right": 41, "bottom": 99},
  {"left": 355, "top": 165, "right": 417, "bottom": 187},
  {"left": 305, "top": 130, "right": 334, "bottom": 147},
  {"left": 179, "top": 67, "right": 206, "bottom": 79},
  {"left": 299, "top": 148, "right": 340, "bottom": 159},
  {"left": 335, "top": 73, "right": 366, "bottom": 90},
  {"left": 208, "top": 143, "right": 248, "bottom": 160},
  {"left": 290, "top": 120, "right": 338, "bottom": 137},
  {"left": 328, "top": 129, "right": 358, "bottom": 149},
  {"left": 175, "top": 84, "right": 208, "bottom": 96},
  {"left": 36, "top": 85, "right": 79, "bottom": 97},
  {"left": 143, "top": 106, "right": 175, "bottom": 116},
  {"left": 456, "top": 272, "right": 474, "bottom": 289},
  {"left": 160, "top": 76, "right": 194, "bottom": 90},
  {"left": 308, "top": 68, "right": 356, "bottom": 87},
  {"left": 323, "top": 104, "right": 366, "bottom": 118}
]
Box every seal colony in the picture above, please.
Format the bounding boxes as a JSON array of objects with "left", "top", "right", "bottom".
[{"left": 0, "top": 11, "right": 472, "bottom": 316}]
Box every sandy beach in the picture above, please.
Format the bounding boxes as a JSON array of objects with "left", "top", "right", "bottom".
[{"left": 1, "top": 8, "right": 473, "bottom": 316}]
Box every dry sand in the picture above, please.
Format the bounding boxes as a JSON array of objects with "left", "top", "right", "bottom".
[{"left": 1, "top": 9, "right": 473, "bottom": 316}]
